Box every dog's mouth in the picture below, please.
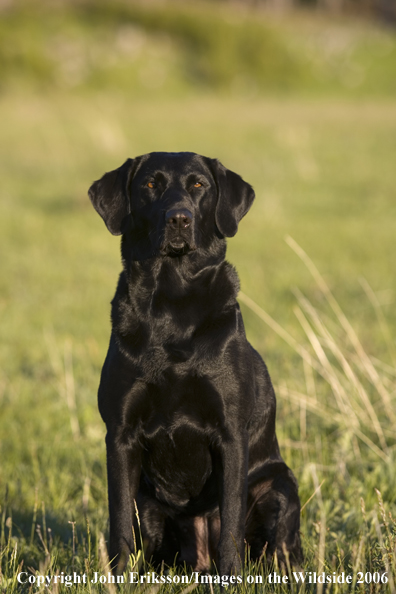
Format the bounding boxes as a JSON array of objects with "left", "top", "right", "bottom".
[
  {"left": 161, "top": 237, "right": 196, "bottom": 256},
  {"left": 169, "top": 240, "right": 186, "bottom": 250}
]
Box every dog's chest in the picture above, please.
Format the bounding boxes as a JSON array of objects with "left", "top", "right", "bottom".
[{"left": 141, "top": 419, "right": 213, "bottom": 507}]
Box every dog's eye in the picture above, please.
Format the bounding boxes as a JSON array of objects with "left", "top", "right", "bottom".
[
  {"left": 147, "top": 181, "right": 156, "bottom": 189},
  {"left": 193, "top": 182, "right": 202, "bottom": 188}
]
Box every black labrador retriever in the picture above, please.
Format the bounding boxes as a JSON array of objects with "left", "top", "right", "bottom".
[{"left": 89, "top": 152, "right": 302, "bottom": 576}]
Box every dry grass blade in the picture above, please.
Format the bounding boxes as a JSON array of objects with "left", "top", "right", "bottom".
[
  {"left": 98, "top": 533, "right": 117, "bottom": 594},
  {"left": 374, "top": 516, "right": 396, "bottom": 594},
  {"left": 293, "top": 305, "right": 353, "bottom": 420},
  {"left": 352, "top": 429, "right": 389, "bottom": 463},
  {"left": 44, "top": 329, "right": 81, "bottom": 443},
  {"left": 239, "top": 291, "right": 355, "bottom": 392},
  {"left": 301, "top": 479, "right": 325, "bottom": 512},
  {"left": 238, "top": 290, "right": 306, "bottom": 356},
  {"left": 293, "top": 289, "right": 388, "bottom": 452},
  {"left": 44, "top": 327, "right": 63, "bottom": 378},
  {"left": 240, "top": 289, "right": 391, "bottom": 462},
  {"left": 310, "top": 465, "right": 326, "bottom": 594},
  {"left": 351, "top": 534, "right": 365, "bottom": 590},
  {"left": 280, "top": 385, "right": 389, "bottom": 462},
  {"left": 359, "top": 277, "right": 396, "bottom": 367},
  {"left": 277, "top": 385, "right": 340, "bottom": 420},
  {"left": 303, "top": 356, "right": 316, "bottom": 400},
  {"left": 64, "top": 340, "right": 81, "bottom": 443},
  {"left": 370, "top": 356, "right": 396, "bottom": 378},
  {"left": 285, "top": 235, "right": 396, "bottom": 424},
  {"left": 49, "top": 576, "right": 60, "bottom": 594}
]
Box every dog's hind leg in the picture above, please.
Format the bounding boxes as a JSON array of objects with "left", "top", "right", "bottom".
[{"left": 245, "top": 462, "right": 302, "bottom": 566}]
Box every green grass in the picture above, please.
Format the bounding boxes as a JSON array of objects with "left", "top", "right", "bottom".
[
  {"left": 1, "top": 90, "right": 395, "bottom": 592},
  {"left": 1, "top": 0, "right": 396, "bottom": 97},
  {"left": 1, "top": 3, "right": 396, "bottom": 592}
]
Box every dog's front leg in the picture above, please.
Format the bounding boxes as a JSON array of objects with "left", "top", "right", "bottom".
[
  {"left": 106, "top": 430, "right": 141, "bottom": 575},
  {"left": 216, "top": 433, "right": 249, "bottom": 577}
]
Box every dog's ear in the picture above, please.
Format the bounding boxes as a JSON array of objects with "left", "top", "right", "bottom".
[
  {"left": 88, "top": 158, "right": 137, "bottom": 235},
  {"left": 211, "top": 159, "right": 255, "bottom": 238}
]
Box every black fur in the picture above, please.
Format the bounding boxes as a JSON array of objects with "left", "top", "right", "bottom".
[{"left": 89, "top": 151, "right": 302, "bottom": 576}]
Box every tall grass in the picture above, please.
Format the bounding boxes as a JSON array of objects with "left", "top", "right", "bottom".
[
  {"left": 1, "top": 241, "right": 395, "bottom": 592},
  {"left": 239, "top": 238, "right": 396, "bottom": 592},
  {"left": 240, "top": 236, "right": 396, "bottom": 462}
]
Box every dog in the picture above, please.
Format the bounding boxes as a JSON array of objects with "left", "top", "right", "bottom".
[{"left": 88, "top": 151, "right": 302, "bottom": 576}]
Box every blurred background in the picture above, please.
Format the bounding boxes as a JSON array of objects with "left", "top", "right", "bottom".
[{"left": 1, "top": 0, "right": 396, "bottom": 588}]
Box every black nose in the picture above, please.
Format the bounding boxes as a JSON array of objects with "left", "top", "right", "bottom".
[{"left": 165, "top": 209, "right": 192, "bottom": 229}]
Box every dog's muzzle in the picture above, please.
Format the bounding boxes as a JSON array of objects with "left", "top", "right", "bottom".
[{"left": 162, "top": 208, "right": 196, "bottom": 254}]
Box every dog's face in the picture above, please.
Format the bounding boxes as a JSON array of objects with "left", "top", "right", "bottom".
[
  {"left": 89, "top": 152, "right": 255, "bottom": 259},
  {"left": 130, "top": 152, "right": 218, "bottom": 257}
]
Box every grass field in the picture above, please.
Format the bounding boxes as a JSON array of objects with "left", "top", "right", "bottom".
[
  {"left": 1, "top": 3, "right": 396, "bottom": 593},
  {"left": 1, "top": 90, "right": 395, "bottom": 593}
]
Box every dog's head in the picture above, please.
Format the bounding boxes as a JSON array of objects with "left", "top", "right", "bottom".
[{"left": 88, "top": 152, "right": 255, "bottom": 258}]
